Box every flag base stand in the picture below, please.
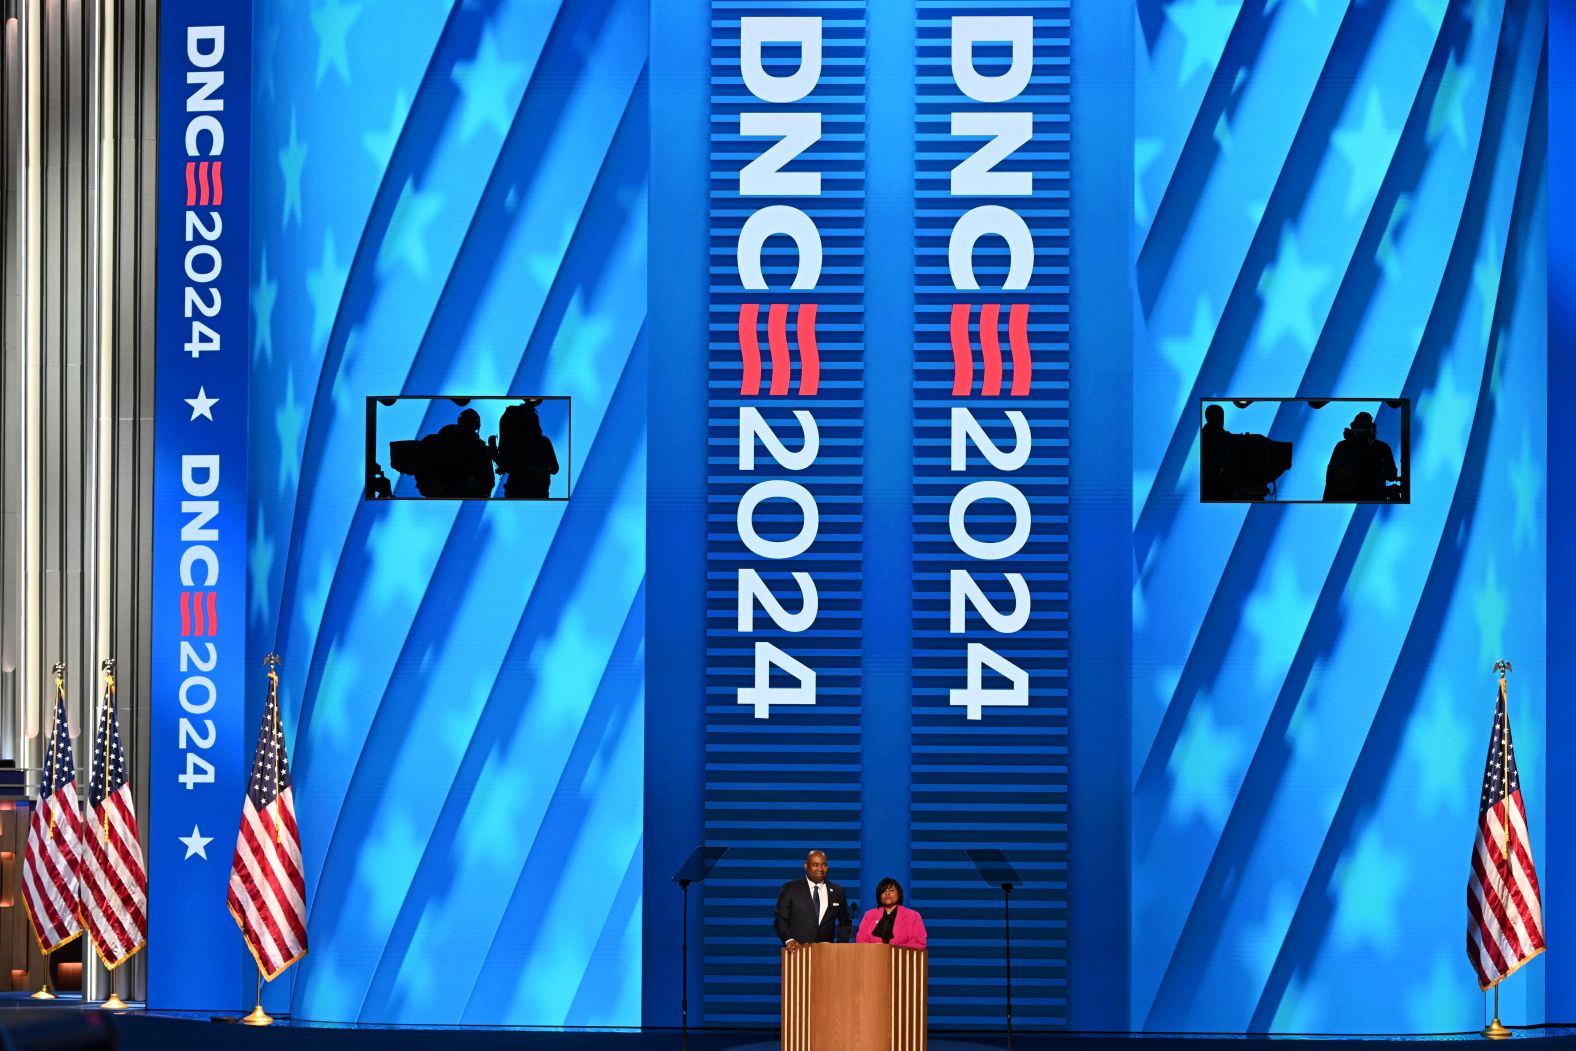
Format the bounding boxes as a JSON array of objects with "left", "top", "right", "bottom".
[
  {"left": 241, "top": 1003, "right": 274, "bottom": 1026},
  {"left": 101, "top": 993, "right": 129, "bottom": 1011},
  {"left": 30, "top": 985, "right": 55, "bottom": 1000},
  {"left": 1484, "top": 980, "right": 1513, "bottom": 1039},
  {"left": 1482, "top": 1018, "right": 1512, "bottom": 1040},
  {"left": 242, "top": 968, "right": 273, "bottom": 1026}
]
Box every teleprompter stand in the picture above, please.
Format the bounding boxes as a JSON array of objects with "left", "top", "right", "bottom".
[
  {"left": 672, "top": 845, "right": 727, "bottom": 1048},
  {"left": 969, "top": 848, "right": 1023, "bottom": 1050}
]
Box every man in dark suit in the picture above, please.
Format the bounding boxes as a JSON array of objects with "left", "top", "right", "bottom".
[{"left": 774, "top": 849, "right": 852, "bottom": 949}]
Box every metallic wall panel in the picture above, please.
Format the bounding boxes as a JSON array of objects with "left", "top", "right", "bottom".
[{"left": 0, "top": 0, "right": 159, "bottom": 1004}]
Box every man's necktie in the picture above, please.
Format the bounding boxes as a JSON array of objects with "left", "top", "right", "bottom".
[{"left": 812, "top": 884, "right": 822, "bottom": 924}]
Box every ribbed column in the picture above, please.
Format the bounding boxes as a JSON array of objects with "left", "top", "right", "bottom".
[{"left": 0, "top": 0, "right": 158, "bottom": 1004}]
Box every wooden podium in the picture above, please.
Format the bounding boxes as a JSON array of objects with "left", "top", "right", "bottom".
[{"left": 781, "top": 942, "right": 927, "bottom": 1051}]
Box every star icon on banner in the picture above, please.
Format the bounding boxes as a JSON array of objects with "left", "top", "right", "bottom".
[
  {"left": 1417, "top": 361, "right": 1472, "bottom": 479},
  {"left": 451, "top": 27, "right": 529, "bottom": 142},
  {"left": 378, "top": 177, "right": 445, "bottom": 278},
  {"left": 1164, "top": 0, "right": 1242, "bottom": 86},
  {"left": 276, "top": 372, "right": 305, "bottom": 494},
  {"left": 180, "top": 824, "right": 213, "bottom": 860},
  {"left": 1256, "top": 228, "right": 1331, "bottom": 352},
  {"left": 1238, "top": 884, "right": 1297, "bottom": 988},
  {"left": 280, "top": 109, "right": 308, "bottom": 230},
  {"left": 1332, "top": 824, "right": 1408, "bottom": 951},
  {"left": 251, "top": 249, "right": 279, "bottom": 364},
  {"left": 1407, "top": 692, "right": 1471, "bottom": 815},
  {"left": 1160, "top": 295, "right": 1217, "bottom": 412},
  {"left": 1473, "top": 237, "right": 1502, "bottom": 345},
  {"left": 185, "top": 387, "right": 219, "bottom": 420},
  {"left": 1332, "top": 89, "right": 1400, "bottom": 215},
  {"left": 1428, "top": 52, "right": 1475, "bottom": 148},
  {"left": 525, "top": 224, "right": 575, "bottom": 289},
  {"left": 249, "top": 507, "right": 275, "bottom": 625},
  {"left": 368, "top": 505, "right": 455, "bottom": 611},
  {"left": 1407, "top": 955, "right": 1470, "bottom": 1034},
  {"left": 447, "top": 340, "right": 508, "bottom": 396},
  {"left": 355, "top": 813, "right": 425, "bottom": 930},
  {"left": 1350, "top": 514, "right": 1409, "bottom": 615},
  {"left": 363, "top": 91, "right": 411, "bottom": 171},
  {"left": 311, "top": 0, "right": 363, "bottom": 87},
  {"left": 547, "top": 290, "right": 618, "bottom": 397},
  {"left": 1509, "top": 429, "right": 1540, "bottom": 549},
  {"left": 1243, "top": 556, "right": 1314, "bottom": 689},
  {"left": 1473, "top": 558, "right": 1507, "bottom": 669},
  {"left": 307, "top": 229, "right": 349, "bottom": 351},
  {"left": 1166, "top": 692, "right": 1247, "bottom": 831}
]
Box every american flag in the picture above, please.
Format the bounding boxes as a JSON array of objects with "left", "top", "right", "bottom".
[
  {"left": 83, "top": 668, "right": 148, "bottom": 969},
  {"left": 1467, "top": 677, "right": 1545, "bottom": 988},
  {"left": 227, "top": 664, "right": 308, "bottom": 979},
  {"left": 22, "top": 674, "right": 83, "bottom": 954}
]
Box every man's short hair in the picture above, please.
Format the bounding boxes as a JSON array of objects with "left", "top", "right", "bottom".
[{"left": 806, "top": 849, "right": 827, "bottom": 861}]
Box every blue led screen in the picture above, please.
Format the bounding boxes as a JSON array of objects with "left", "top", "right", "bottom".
[
  {"left": 243, "top": 0, "right": 648, "bottom": 1025},
  {"left": 1133, "top": 0, "right": 1547, "bottom": 1033},
  {"left": 197, "top": 0, "right": 1560, "bottom": 1033}
]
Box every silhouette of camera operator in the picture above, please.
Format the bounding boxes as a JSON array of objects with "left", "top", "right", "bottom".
[
  {"left": 389, "top": 406, "right": 497, "bottom": 498},
  {"left": 490, "top": 399, "right": 560, "bottom": 499},
  {"left": 1323, "top": 410, "right": 1397, "bottom": 502},
  {"left": 1200, "top": 403, "right": 1294, "bottom": 501},
  {"left": 366, "top": 462, "right": 393, "bottom": 499},
  {"left": 1201, "top": 404, "right": 1231, "bottom": 500}
]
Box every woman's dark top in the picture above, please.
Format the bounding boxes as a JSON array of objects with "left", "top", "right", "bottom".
[{"left": 873, "top": 908, "right": 897, "bottom": 944}]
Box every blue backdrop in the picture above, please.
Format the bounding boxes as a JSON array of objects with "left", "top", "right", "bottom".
[
  {"left": 196, "top": 0, "right": 1558, "bottom": 1033},
  {"left": 242, "top": 0, "right": 648, "bottom": 1025},
  {"left": 1131, "top": 0, "right": 1547, "bottom": 1032}
]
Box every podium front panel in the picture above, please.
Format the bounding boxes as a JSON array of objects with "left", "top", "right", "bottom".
[
  {"left": 890, "top": 945, "right": 928, "bottom": 1049},
  {"left": 782, "top": 943, "right": 925, "bottom": 1051}
]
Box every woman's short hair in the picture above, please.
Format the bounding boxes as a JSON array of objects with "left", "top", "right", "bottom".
[{"left": 875, "top": 877, "right": 904, "bottom": 905}]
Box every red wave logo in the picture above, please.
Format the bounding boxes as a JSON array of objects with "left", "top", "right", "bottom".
[
  {"left": 738, "top": 303, "right": 820, "bottom": 397},
  {"left": 950, "top": 303, "right": 1033, "bottom": 397},
  {"left": 184, "top": 161, "right": 224, "bottom": 207},
  {"left": 180, "top": 591, "right": 218, "bottom": 637}
]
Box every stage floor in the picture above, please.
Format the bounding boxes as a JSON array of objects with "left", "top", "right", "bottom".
[{"left": 4, "top": 997, "right": 1576, "bottom": 1051}]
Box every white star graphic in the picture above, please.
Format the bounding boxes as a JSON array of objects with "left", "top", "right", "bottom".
[
  {"left": 179, "top": 824, "right": 214, "bottom": 860},
  {"left": 186, "top": 387, "right": 219, "bottom": 421}
]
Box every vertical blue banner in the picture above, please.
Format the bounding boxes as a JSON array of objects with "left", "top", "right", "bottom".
[
  {"left": 911, "top": 2, "right": 1071, "bottom": 1029},
  {"left": 148, "top": 0, "right": 252, "bottom": 1011},
  {"left": 703, "top": 1, "right": 868, "bottom": 1024},
  {"left": 1549, "top": 0, "right": 1576, "bottom": 1019}
]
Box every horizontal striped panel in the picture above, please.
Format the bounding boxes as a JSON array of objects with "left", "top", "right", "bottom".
[
  {"left": 705, "top": 0, "right": 868, "bottom": 1025},
  {"left": 912, "top": 1, "right": 1071, "bottom": 1029}
]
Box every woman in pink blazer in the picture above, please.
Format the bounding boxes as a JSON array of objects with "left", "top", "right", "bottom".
[{"left": 855, "top": 877, "right": 927, "bottom": 950}]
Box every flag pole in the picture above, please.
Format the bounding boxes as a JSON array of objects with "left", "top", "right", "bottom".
[
  {"left": 30, "top": 661, "right": 66, "bottom": 1001},
  {"left": 99, "top": 660, "right": 113, "bottom": 844},
  {"left": 1483, "top": 660, "right": 1513, "bottom": 1041},
  {"left": 240, "top": 653, "right": 284, "bottom": 1027},
  {"left": 98, "top": 657, "right": 130, "bottom": 1012}
]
